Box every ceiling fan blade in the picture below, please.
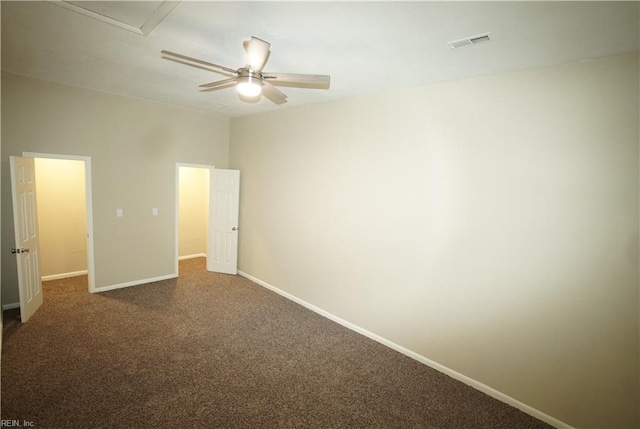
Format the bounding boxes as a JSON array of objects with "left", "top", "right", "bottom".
[
  {"left": 261, "top": 81, "right": 288, "bottom": 105},
  {"left": 161, "top": 50, "right": 237, "bottom": 75},
  {"left": 199, "top": 77, "right": 238, "bottom": 88},
  {"left": 199, "top": 77, "right": 238, "bottom": 92},
  {"left": 162, "top": 57, "right": 236, "bottom": 78},
  {"left": 243, "top": 36, "right": 271, "bottom": 71},
  {"left": 263, "top": 72, "right": 330, "bottom": 89}
]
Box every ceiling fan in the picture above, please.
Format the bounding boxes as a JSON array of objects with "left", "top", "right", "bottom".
[{"left": 161, "top": 36, "right": 330, "bottom": 105}]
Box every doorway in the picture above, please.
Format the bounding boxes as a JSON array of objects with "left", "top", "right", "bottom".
[
  {"left": 35, "top": 158, "right": 87, "bottom": 280},
  {"left": 176, "top": 164, "right": 212, "bottom": 275},
  {"left": 23, "top": 152, "right": 95, "bottom": 292}
]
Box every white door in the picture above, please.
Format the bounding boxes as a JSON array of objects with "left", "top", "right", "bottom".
[
  {"left": 10, "top": 156, "right": 43, "bottom": 322},
  {"left": 208, "top": 169, "right": 240, "bottom": 274}
]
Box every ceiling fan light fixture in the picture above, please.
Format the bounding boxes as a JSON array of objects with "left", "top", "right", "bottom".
[{"left": 237, "top": 75, "right": 262, "bottom": 97}]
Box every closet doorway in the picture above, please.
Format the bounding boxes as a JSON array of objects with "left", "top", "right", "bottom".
[
  {"left": 23, "top": 152, "right": 95, "bottom": 292},
  {"left": 176, "top": 164, "right": 212, "bottom": 275}
]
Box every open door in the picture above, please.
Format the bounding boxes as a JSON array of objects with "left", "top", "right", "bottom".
[
  {"left": 10, "top": 156, "right": 43, "bottom": 322},
  {"left": 208, "top": 169, "right": 240, "bottom": 274}
]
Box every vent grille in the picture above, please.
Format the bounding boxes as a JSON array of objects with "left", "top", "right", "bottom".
[{"left": 448, "top": 33, "right": 492, "bottom": 49}]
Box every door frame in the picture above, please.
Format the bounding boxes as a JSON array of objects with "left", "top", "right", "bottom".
[
  {"left": 175, "top": 162, "right": 215, "bottom": 275},
  {"left": 23, "top": 152, "right": 96, "bottom": 292}
]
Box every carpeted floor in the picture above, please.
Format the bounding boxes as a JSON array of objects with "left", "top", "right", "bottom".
[{"left": 2, "top": 258, "right": 552, "bottom": 428}]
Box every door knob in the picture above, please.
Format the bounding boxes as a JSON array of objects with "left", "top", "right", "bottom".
[{"left": 232, "top": 227, "right": 238, "bottom": 231}]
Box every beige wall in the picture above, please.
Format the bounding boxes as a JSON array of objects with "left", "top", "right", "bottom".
[
  {"left": 230, "top": 53, "right": 639, "bottom": 428},
  {"left": 178, "top": 166, "right": 209, "bottom": 258},
  {"left": 2, "top": 73, "right": 229, "bottom": 302},
  {"left": 34, "top": 158, "right": 87, "bottom": 277}
]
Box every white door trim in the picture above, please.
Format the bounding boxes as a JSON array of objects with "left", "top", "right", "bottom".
[
  {"left": 175, "top": 163, "right": 215, "bottom": 274},
  {"left": 22, "top": 152, "right": 96, "bottom": 293}
]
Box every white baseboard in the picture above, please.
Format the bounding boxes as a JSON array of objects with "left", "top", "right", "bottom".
[
  {"left": 42, "top": 270, "right": 88, "bottom": 281},
  {"left": 92, "top": 273, "right": 178, "bottom": 293},
  {"left": 2, "top": 302, "right": 20, "bottom": 311},
  {"left": 238, "top": 270, "right": 574, "bottom": 429},
  {"left": 178, "top": 253, "right": 207, "bottom": 261}
]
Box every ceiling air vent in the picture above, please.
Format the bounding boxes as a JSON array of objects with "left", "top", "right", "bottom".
[{"left": 448, "top": 33, "right": 492, "bottom": 49}]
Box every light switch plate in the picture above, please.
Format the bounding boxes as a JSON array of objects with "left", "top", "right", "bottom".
[
  {"left": 116, "top": 209, "right": 123, "bottom": 217},
  {"left": 152, "top": 208, "right": 158, "bottom": 216}
]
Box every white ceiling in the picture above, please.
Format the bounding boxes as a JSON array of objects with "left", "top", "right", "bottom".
[{"left": 2, "top": 1, "right": 638, "bottom": 117}]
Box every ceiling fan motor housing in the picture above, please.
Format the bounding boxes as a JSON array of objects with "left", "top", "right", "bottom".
[{"left": 238, "top": 67, "right": 263, "bottom": 81}]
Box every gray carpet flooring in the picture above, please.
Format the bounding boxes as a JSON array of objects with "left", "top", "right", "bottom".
[{"left": 2, "top": 258, "right": 552, "bottom": 428}]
